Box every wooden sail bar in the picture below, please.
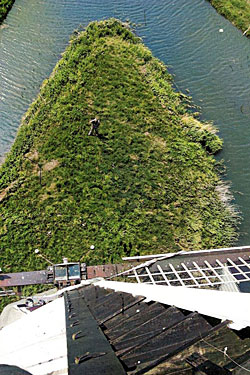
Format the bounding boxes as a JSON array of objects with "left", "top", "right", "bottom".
[
  {"left": 115, "top": 246, "right": 250, "bottom": 291},
  {"left": 0, "top": 263, "right": 133, "bottom": 296},
  {"left": 122, "top": 245, "right": 250, "bottom": 262}
]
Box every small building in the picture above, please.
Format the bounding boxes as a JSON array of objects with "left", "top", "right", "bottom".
[{"left": 53, "top": 258, "right": 82, "bottom": 288}]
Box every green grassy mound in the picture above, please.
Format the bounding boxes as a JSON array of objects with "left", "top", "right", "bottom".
[
  {"left": 0, "top": 19, "right": 237, "bottom": 278},
  {"left": 208, "top": 0, "right": 250, "bottom": 36},
  {"left": 0, "top": 0, "right": 15, "bottom": 24}
]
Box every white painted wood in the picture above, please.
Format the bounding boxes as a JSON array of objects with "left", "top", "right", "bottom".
[
  {"left": 145, "top": 266, "right": 156, "bottom": 284},
  {"left": 157, "top": 264, "right": 171, "bottom": 286},
  {"left": 0, "top": 297, "right": 68, "bottom": 375},
  {"left": 181, "top": 263, "right": 200, "bottom": 287},
  {"left": 169, "top": 263, "right": 185, "bottom": 286},
  {"left": 193, "top": 261, "right": 213, "bottom": 286}
]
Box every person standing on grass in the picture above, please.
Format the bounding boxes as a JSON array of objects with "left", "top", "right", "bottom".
[{"left": 88, "top": 117, "right": 100, "bottom": 136}]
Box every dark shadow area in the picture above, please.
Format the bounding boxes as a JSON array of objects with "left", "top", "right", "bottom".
[{"left": 0, "top": 365, "right": 32, "bottom": 375}]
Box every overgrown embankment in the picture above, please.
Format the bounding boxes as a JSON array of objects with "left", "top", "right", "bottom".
[
  {"left": 208, "top": 0, "right": 250, "bottom": 36},
  {"left": 0, "top": 19, "right": 238, "bottom": 279},
  {"left": 0, "top": 0, "right": 15, "bottom": 24}
]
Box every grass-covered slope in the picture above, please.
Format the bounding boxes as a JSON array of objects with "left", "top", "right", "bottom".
[
  {"left": 0, "top": 0, "right": 15, "bottom": 24},
  {"left": 0, "top": 19, "right": 237, "bottom": 274},
  {"left": 208, "top": 0, "right": 250, "bottom": 36}
]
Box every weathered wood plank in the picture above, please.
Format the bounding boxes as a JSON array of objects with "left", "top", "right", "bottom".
[
  {"left": 89, "top": 291, "right": 145, "bottom": 324},
  {"left": 106, "top": 303, "right": 167, "bottom": 341},
  {"left": 121, "top": 313, "right": 212, "bottom": 371},
  {"left": 143, "top": 325, "right": 250, "bottom": 375},
  {"left": 113, "top": 307, "right": 185, "bottom": 354},
  {"left": 80, "top": 284, "right": 110, "bottom": 303},
  {"left": 104, "top": 300, "right": 150, "bottom": 331},
  {"left": 186, "top": 352, "right": 231, "bottom": 374}
]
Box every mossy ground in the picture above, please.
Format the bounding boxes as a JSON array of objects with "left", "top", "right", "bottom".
[
  {"left": 208, "top": 0, "right": 250, "bottom": 36},
  {"left": 0, "top": 0, "right": 15, "bottom": 24},
  {"left": 0, "top": 19, "right": 238, "bottom": 307}
]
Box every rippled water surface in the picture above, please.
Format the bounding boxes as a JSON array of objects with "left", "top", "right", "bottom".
[{"left": 0, "top": 0, "right": 250, "bottom": 243}]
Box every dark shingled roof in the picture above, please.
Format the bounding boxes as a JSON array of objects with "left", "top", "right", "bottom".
[{"left": 65, "top": 285, "right": 250, "bottom": 375}]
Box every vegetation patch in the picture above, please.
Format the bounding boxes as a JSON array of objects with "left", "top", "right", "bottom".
[
  {"left": 0, "top": 19, "right": 238, "bottom": 307},
  {"left": 208, "top": 0, "right": 250, "bottom": 36},
  {"left": 0, "top": 0, "right": 15, "bottom": 24}
]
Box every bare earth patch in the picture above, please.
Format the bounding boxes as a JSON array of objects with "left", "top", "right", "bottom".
[
  {"left": 43, "top": 160, "right": 59, "bottom": 172},
  {"left": 25, "top": 150, "right": 39, "bottom": 161}
]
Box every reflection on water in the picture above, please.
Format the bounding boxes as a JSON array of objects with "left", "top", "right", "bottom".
[{"left": 0, "top": 0, "right": 250, "bottom": 242}]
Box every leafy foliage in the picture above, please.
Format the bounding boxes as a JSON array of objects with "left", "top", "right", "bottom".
[
  {"left": 0, "top": 0, "right": 15, "bottom": 24},
  {"left": 208, "top": 0, "right": 250, "bottom": 36},
  {"left": 0, "top": 20, "right": 238, "bottom": 308}
]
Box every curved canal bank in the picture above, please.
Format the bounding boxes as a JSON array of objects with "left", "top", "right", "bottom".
[
  {"left": 0, "top": 0, "right": 250, "bottom": 244},
  {"left": 0, "top": 0, "right": 15, "bottom": 24},
  {"left": 208, "top": 0, "right": 250, "bottom": 37}
]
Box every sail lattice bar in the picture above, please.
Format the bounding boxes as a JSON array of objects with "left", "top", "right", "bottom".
[{"left": 115, "top": 246, "right": 250, "bottom": 291}]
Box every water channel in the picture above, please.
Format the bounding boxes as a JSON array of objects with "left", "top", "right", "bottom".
[{"left": 0, "top": 0, "right": 250, "bottom": 244}]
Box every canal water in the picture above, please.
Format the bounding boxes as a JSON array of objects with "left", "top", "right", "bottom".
[{"left": 0, "top": 0, "right": 250, "bottom": 244}]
